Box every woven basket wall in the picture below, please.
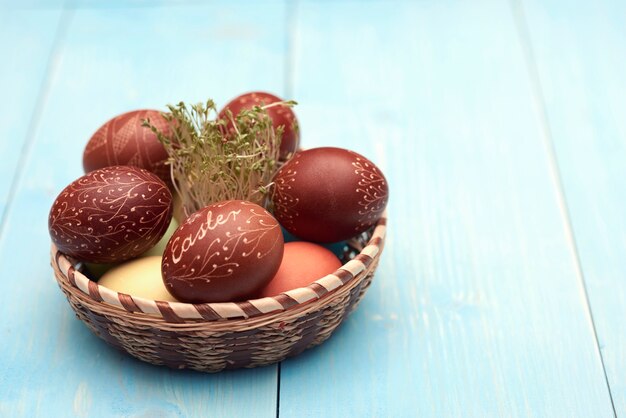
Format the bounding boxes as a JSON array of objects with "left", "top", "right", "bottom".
[{"left": 51, "top": 215, "right": 387, "bottom": 372}]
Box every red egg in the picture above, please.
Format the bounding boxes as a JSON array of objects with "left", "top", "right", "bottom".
[
  {"left": 258, "top": 242, "right": 342, "bottom": 298},
  {"left": 83, "top": 109, "right": 172, "bottom": 184},
  {"left": 162, "top": 200, "right": 284, "bottom": 303},
  {"left": 271, "top": 147, "right": 388, "bottom": 243},
  {"left": 49, "top": 166, "right": 173, "bottom": 263},
  {"left": 218, "top": 92, "right": 299, "bottom": 160}
]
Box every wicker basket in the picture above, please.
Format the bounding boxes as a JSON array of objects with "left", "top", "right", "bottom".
[{"left": 51, "top": 214, "right": 386, "bottom": 372}]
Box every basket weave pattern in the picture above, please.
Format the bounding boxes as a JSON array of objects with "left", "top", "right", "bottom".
[{"left": 51, "top": 216, "right": 386, "bottom": 372}]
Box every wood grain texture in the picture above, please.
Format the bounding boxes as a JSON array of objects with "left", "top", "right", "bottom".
[
  {"left": 278, "top": 0, "right": 614, "bottom": 417},
  {"left": 0, "top": 2, "right": 288, "bottom": 417},
  {"left": 0, "top": 9, "right": 63, "bottom": 228},
  {"left": 520, "top": 0, "right": 626, "bottom": 414}
]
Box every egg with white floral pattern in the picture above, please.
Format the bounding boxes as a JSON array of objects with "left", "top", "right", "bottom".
[
  {"left": 48, "top": 166, "right": 173, "bottom": 263},
  {"left": 218, "top": 92, "right": 299, "bottom": 160},
  {"left": 161, "top": 200, "right": 284, "bottom": 303},
  {"left": 271, "top": 147, "right": 388, "bottom": 243}
]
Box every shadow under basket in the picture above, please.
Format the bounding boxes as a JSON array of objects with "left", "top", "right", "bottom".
[{"left": 51, "top": 214, "right": 387, "bottom": 372}]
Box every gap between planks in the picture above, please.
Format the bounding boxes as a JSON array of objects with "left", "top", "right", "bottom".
[
  {"left": 276, "top": 362, "right": 282, "bottom": 418},
  {"left": 509, "top": 0, "right": 617, "bottom": 415}
]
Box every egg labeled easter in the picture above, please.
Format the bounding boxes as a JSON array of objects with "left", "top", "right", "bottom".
[
  {"left": 162, "top": 200, "right": 284, "bottom": 303},
  {"left": 48, "top": 166, "right": 173, "bottom": 263},
  {"left": 49, "top": 93, "right": 387, "bottom": 308}
]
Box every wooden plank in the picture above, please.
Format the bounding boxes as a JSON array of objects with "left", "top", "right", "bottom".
[
  {"left": 0, "top": 2, "right": 288, "bottom": 417},
  {"left": 0, "top": 9, "right": 62, "bottom": 226},
  {"left": 519, "top": 0, "right": 626, "bottom": 414},
  {"left": 278, "top": 0, "right": 615, "bottom": 417},
  {"left": 0, "top": 0, "right": 64, "bottom": 10},
  {"left": 0, "top": 1, "right": 236, "bottom": 11}
]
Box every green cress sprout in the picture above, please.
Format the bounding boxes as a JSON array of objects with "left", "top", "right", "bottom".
[{"left": 144, "top": 99, "right": 295, "bottom": 218}]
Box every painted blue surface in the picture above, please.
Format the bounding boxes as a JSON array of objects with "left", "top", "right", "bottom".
[
  {"left": 0, "top": 2, "right": 286, "bottom": 417},
  {"left": 279, "top": 1, "right": 614, "bottom": 417},
  {"left": 0, "top": 0, "right": 623, "bottom": 417},
  {"left": 0, "top": 9, "right": 62, "bottom": 224},
  {"left": 522, "top": 0, "right": 626, "bottom": 415}
]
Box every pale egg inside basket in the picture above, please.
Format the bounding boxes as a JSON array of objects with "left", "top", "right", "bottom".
[{"left": 50, "top": 214, "right": 386, "bottom": 372}]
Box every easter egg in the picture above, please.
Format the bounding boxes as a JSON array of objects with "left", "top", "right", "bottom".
[
  {"left": 99, "top": 256, "right": 178, "bottom": 302},
  {"left": 49, "top": 166, "right": 173, "bottom": 263},
  {"left": 271, "top": 147, "right": 388, "bottom": 242},
  {"left": 258, "top": 242, "right": 342, "bottom": 298},
  {"left": 162, "top": 200, "right": 284, "bottom": 303},
  {"left": 218, "top": 92, "right": 299, "bottom": 160},
  {"left": 83, "top": 109, "right": 171, "bottom": 184}
]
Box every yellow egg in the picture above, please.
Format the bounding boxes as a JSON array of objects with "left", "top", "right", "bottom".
[
  {"left": 83, "top": 217, "right": 179, "bottom": 279},
  {"left": 98, "top": 256, "right": 178, "bottom": 302},
  {"left": 83, "top": 261, "right": 117, "bottom": 280}
]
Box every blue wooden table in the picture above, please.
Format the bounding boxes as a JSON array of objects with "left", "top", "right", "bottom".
[{"left": 1, "top": 0, "right": 625, "bottom": 416}]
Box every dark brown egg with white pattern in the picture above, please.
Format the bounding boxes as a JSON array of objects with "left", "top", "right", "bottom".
[
  {"left": 161, "top": 200, "right": 284, "bottom": 303},
  {"left": 271, "top": 147, "right": 388, "bottom": 243},
  {"left": 83, "top": 109, "right": 172, "bottom": 184},
  {"left": 49, "top": 166, "right": 173, "bottom": 263},
  {"left": 218, "top": 92, "right": 299, "bottom": 160}
]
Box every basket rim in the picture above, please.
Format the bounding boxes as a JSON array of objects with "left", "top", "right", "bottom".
[{"left": 51, "top": 212, "right": 387, "bottom": 321}]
